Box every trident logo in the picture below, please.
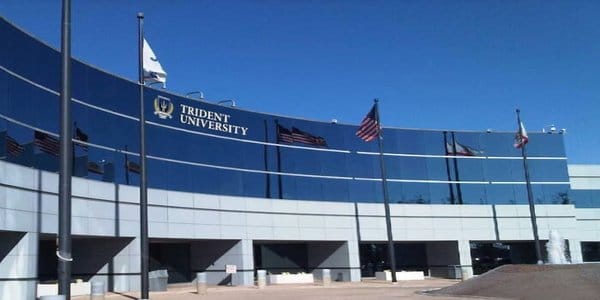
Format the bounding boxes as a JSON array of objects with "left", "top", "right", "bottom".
[{"left": 153, "top": 95, "right": 174, "bottom": 119}]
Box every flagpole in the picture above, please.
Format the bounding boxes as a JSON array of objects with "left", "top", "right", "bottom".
[
  {"left": 57, "top": 0, "right": 73, "bottom": 297},
  {"left": 442, "top": 131, "right": 456, "bottom": 204},
  {"left": 72, "top": 122, "right": 80, "bottom": 174},
  {"left": 450, "top": 132, "right": 464, "bottom": 204},
  {"left": 516, "top": 109, "right": 543, "bottom": 264},
  {"left": 276, "top": 138, "right": 283, "bottom": 199},
  {"left": 71, "top": 122, "right": 75, "bottom": 173},
  {"left": 373, "top": 99, "right": 397, "bottom": 283},
  {"left": 263, "top": 120, "right": 271, "bottom": 198},
  {"left": 275, "top": 120, "right": 283, "bottom": 199},
  {"left": 124, "top": 145, "right": 131, "bottom": 185},
  {"left": 137, "top": 12, "right": 150, "bottom": 300}
]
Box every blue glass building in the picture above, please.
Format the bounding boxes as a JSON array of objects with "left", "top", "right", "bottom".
[{"left": 0, "top": 16, "right": 598, "bottom": 299}]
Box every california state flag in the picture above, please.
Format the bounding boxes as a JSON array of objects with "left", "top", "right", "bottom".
[{"left": 514, "top": 122, "right": 529, "bottom": 148}]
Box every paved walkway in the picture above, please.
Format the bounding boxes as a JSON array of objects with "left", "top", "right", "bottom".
[{"left": 73, "top": 278, "right": 495, "bottom": 300}]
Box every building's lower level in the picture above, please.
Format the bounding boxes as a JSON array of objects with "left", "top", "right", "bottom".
[{"left": 1, "top": 161, "right": 599, "bottom": 299}]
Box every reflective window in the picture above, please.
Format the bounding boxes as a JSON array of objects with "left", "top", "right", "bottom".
[
  {"left": 569, "top": 190, "right": 600, "bottom": 208},
  {"left": 581, "top": 242, "right": 600, "bottom": 262},
  {"left": 0, "top": 18, "right": 580, "bottom": 206}
]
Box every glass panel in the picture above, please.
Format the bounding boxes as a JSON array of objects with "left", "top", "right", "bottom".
[
  {"left": 398, "top": 183, "right": 431, "bottom": 204},
  {"left": 484, "top": 159, "right": 523, "bottom": 182},
  {"left": 0, "top": 18, "right": 575, "bottom": 205},
  {"left": 455, "top": 159, "right": 484, "bottom": 181},
  {"left": 569, "top": 190, "right": 600, "bottom": 208},
  {"left": 541, "top": 185, "right": 572, "bottom": 205},
  {"left": 425, "top": 157, "right": 452, "bottom": 181},
  {"left": 451, "top": 132, "right": 484, "bottom": 157},
  {"left": 0, "top": 71, "right": 8, "bottom": 114},
  {"left": 510, "top": 185, "right": 528, "bottom": 205},
  {"left": 349, "top": 180, "right": 381, "bottom": 203},
  {"left": 528, "top": 160, "right": 569, "bottom": 182},
  {"left": 429, "top": 183, "right": 453, "bottom": 204},
  {"left": 581, "top": 242, "right": 600, "bottom": 262},
  {"left": 349, "top": 153, "right": 379, "bottom": 179},
  {"left": 461, "top": 184, "right": 487, "bottom": 205},
  {"left": 480, "top": 132, "right": 520, "bottom": 157},
  {"left": 421, "top": 130, "right": 446, "bottom": 155},
  {"left": 486, "top": 185, "right": 516, "bottom": 205},
  {"left": 526, "top": 133, "right": 566, "bottom": 157},
  {"left": 387, "top": 157, "right": 428, "bottom": 181},
  {"left": 385, "top": 130, "right": 425, "bottom": 155}
]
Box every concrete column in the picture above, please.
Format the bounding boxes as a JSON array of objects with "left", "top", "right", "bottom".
[
  {"left": 321, "top": 269, "right": 331, "bottom": 286},
  {"left": 256, "top": 270, "right": 266, "bottom": 289},
  {"left": 568, "top": 239, "right": 583, "bottom": 263},
  {"left": 347, "top": 239, "right": 361, "bottom": 282},
  {"left": 83, "top": 237, "right": 139, "bottom": 294},
  {"left": 307, "top": 241, "right": 358, "bottom": 282},
  {"left": 196, "top": 272, "right": 207, "bottom": 294},
  {"left": 0, "top": 232, "right": 38, "bottom": 300},
  {"left": 425, "top": 241, "right": 460, "bottom": 278},
  {"left": 123, "top": 237, "right": 142, "bottom": 293},
  {"left": 190, "top": 239, "right": 254, "bottom": 286},
  {"left": 457, "top": 240, "right": 473, "bottom": 279},
  {"left": 90, "top": 281, "right": 104, "bottom": 300},
  {"left": 239, "top": 239, "right": 254, "bottom": 286}
]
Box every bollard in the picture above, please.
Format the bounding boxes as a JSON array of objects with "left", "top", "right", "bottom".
[
  {"left": 196, "top": 272, "right": 207, "bottom": 295},
  {"left": 91, "top": 281, "right": 105, "bottom": 300},
  {"left": 460, "top": 268, "right": 470, "bottom": 281},
  {"left": 321, "top": 269, "right": 331, "bottom": 286},
  {"left": 40, "top": 296, "right": 66, "bottom": 300},
  {"left": 256, "top": 270, "right": 267, "bottom": 289}
]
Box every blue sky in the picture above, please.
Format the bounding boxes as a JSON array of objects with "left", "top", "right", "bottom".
[{"left": 1, "top": 0, "right": 599, "bottom": 163}]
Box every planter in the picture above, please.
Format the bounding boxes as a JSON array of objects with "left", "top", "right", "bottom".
[
  {"left": 37, "top": 281, "right": 91, "bottom": 298},
  {"left": 267, "top": 273, "right": 314, "bottom": 284},
  {"left": 375, "top": 270, "right": 425, "bottom": 281}
]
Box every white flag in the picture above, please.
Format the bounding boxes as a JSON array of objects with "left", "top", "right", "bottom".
[{"left": 143, "top": 38, "right": 167, "bottom": 86}]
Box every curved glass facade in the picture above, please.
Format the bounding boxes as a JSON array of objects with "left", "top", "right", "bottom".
[{"left": 0, "top": 17, "right": 577, "bottom": 205}]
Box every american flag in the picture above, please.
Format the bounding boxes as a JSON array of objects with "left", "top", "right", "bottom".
[
  {"left": 34, "top": 131, "right": 59, "bottom": 156},
  {"left": 276, "top": 124, "right": 295, "bottom": 144},
  {"left": 276, "top": 124, "right": 327, "bottom": 147},
  {"left": 291, "top": 127, "right": 327, "bottom": 147},
  {"left": 356, "top": 105, "right": 380, "bottom": 142},
  {"left": 6, "top": 135, "right": 24, "bottom": 156}
]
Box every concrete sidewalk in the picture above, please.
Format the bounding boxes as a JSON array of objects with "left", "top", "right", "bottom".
[{"left": 72, "top": 278, "right": 492, "bottom": 300}]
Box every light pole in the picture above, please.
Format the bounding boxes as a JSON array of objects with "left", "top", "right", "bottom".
[
  {"left": 217, "top": 99, "right": 236, "bottom": 107},
  {"left": 58, "top": 0, "right": 73, "bottom": 298},
  {"left": 185, "top": 91, "right": 205, "bottom": 100},
  {"left": 542, "top": 124, "right": 566, "bottom": 134},
  {"left": 542, "top": 125, "right": 557, "bottom": 134}
]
